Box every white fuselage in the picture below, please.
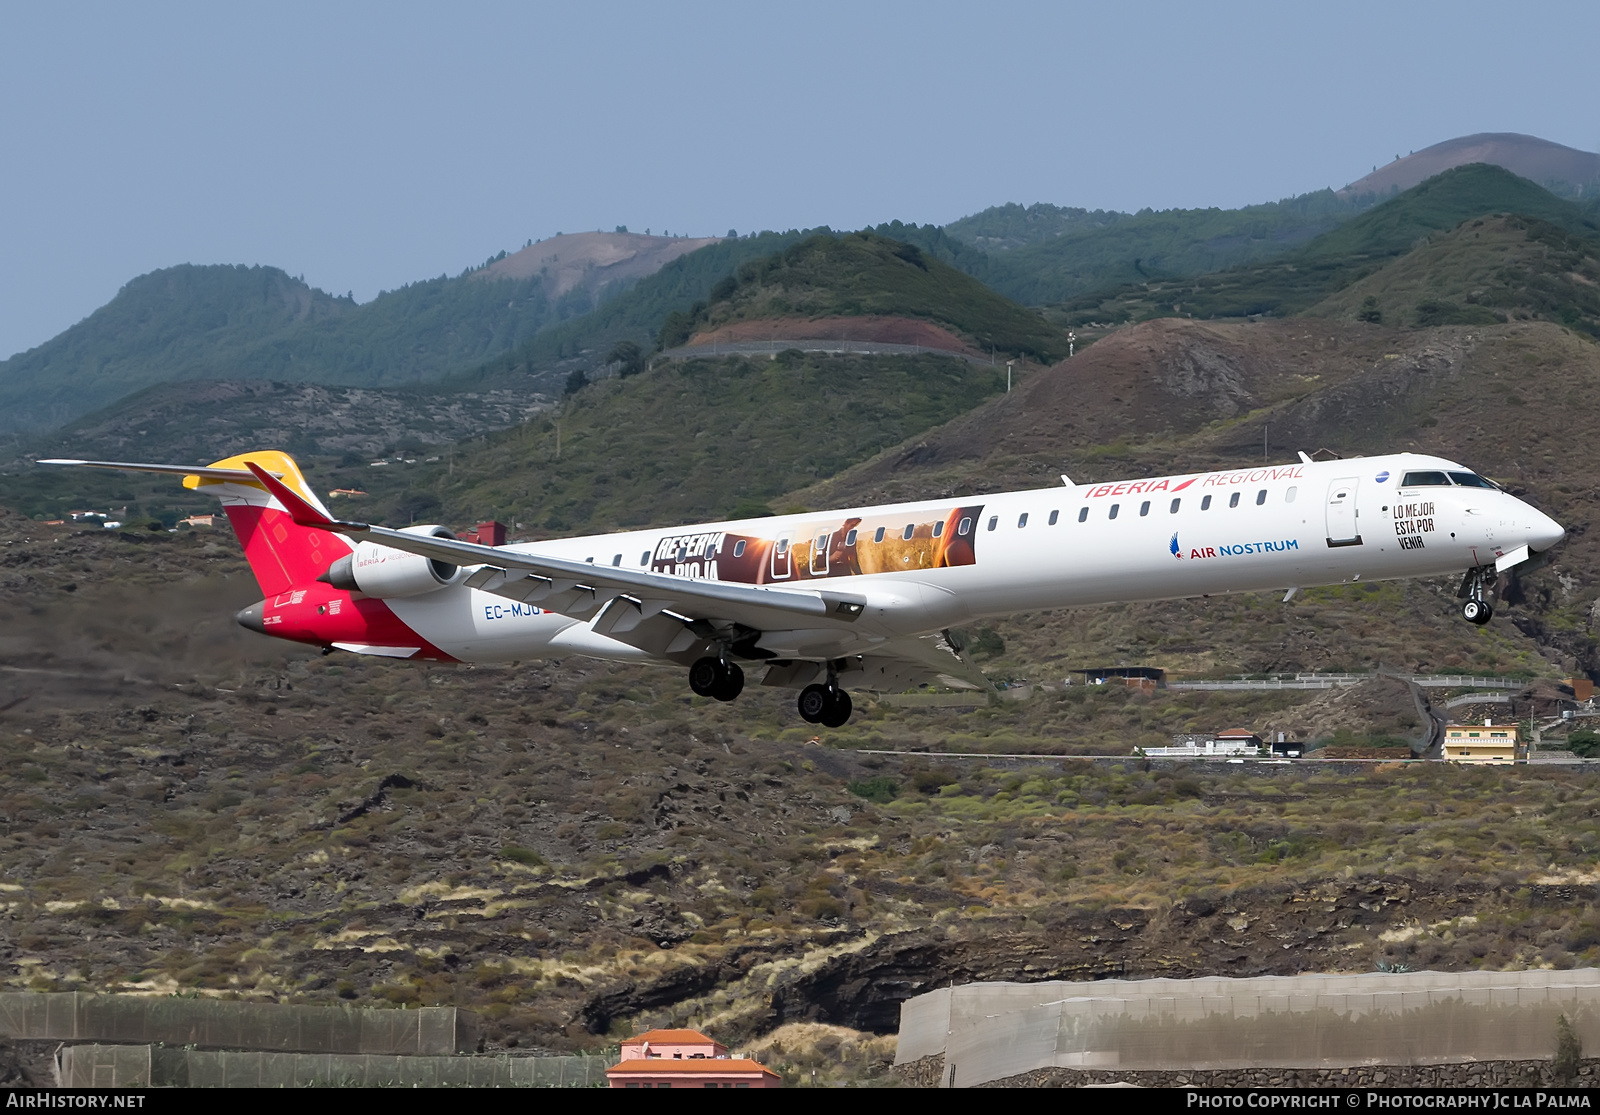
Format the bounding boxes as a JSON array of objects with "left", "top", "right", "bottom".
[{"left": 383, "top": 453, "right": 1564, "bottom": 665}]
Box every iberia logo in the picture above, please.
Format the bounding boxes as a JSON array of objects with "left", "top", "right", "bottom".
[{"left": 1170, "top": 533, "right": 1183, "bottom": 559}]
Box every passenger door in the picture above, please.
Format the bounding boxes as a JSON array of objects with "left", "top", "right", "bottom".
[{"left": 1325, "top": 478, "right": 1362, "bottom": 547}]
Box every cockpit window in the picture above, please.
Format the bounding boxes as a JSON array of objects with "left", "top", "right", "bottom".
[
  {"left": 1400, "top": 471, "right": 1451, "bottom": 487},
  {"left": 1448, "top": 471, "right": 1499, "bottom": 490}
]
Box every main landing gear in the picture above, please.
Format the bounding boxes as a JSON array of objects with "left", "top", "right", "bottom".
[
  {"left": 688, "top": 655, "right": 855, "bottom": 726},
  {"left": 1457, "top": 566, "right": 1494, "bottom": 626},
  {"left": 798, "top": 683, "right": 853, "bottom": 728},
  {"left": 688, "top": 656, "right": 745, "bottom": 702}
]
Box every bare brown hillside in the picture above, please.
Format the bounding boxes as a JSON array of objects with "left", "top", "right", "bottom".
[
  {"left": 477, "top": 232, "right": 721, "bottom": 297},
  {"left": 1341, "top": 133, "right": 1600, "bottom": 197},
  {"left": 686, "top": 315, "right": 982, "bottom": 356}
]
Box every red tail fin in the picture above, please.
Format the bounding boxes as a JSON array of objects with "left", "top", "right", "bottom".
[{"left": 189, "top": 452, "right": 353, "bottom": 597}]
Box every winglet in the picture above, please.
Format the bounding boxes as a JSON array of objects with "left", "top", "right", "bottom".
[{"left": 245, "top": 461, "right": 365, "bottom": 531}]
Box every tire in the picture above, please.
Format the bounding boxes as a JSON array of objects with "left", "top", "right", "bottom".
[
  {"left": 798, "top": 684, "right": 830, "bottom": 723},
  {"left": 820, "top": 688, "right": 853, "bottom": 728},
  {"left": 688, "top": 656, "right": 723, "bottom": 697},
  {"left": 711, "top": 661, "right": 745, "bottom": 702},
  {"left": 1462, "top": 600, "right": 1492, "bottom": 625}
]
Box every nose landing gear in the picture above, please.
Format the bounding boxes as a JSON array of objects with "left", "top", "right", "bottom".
[
  {"left": 1457, "top": 566, "right": 1494, "bottom": 626},
  {"left": 688, "top": 656, "right": 745, "bottom": 702}
]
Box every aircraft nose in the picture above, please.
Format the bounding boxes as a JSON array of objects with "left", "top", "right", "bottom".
[
  {"left": 236, "top": 600, "right": 266, "bottom": 634},
  {"left": 1529, "top": 509, "right": 1566, "bottom": 552}
]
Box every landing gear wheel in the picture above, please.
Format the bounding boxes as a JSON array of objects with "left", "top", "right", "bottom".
[
  {"left": 798, "top": 683, "right": 830, "bottom": 724},
  {"left": 1462, "top": 599, "right": 1493, "bottom": 625},
  {"left": 799, "top": 684, "right": 853, "bottom": 726},
  {"left": 819, "top": 688, "right": 853, "bottom": 728},
  {"left": 711, "top": 662, "right": 744, "bottom": 702},
  {"left": 689, "top": 657, "right": 744, "bottom": 701},
  {"left": 689, "top": 656, "right": 723, "bottom": 697}
]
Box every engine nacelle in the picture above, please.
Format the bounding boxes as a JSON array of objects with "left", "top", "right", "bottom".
[{"left": 320, "top": 525, "right": 466, "bottom": 599}]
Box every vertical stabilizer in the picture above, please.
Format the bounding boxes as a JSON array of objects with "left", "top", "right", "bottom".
[{"left": 186, "top": 451, "right": 352, "bottom": 596}]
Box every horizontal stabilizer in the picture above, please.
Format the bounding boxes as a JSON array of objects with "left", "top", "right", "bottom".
[{"left": 38, "top": 458, "right": 283, "bottom": 480}]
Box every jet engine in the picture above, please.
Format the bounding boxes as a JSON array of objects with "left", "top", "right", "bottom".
[{"left": 319, "top": 525, "right": 467, "bottom": 598}]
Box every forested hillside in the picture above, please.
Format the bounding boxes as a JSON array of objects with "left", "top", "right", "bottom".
[
  {"left": 654, "top": 232, "right": 1071, "bottom": 362},
  {"left": 1051, "top": 164, "right": 1600, "bottom": 326}
]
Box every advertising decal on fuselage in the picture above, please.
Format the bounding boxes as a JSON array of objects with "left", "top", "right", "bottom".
[
  {"left": 651, "top": 505, "right": 986, "bottom": 584},
  {"left": 1393, "top": 500, "right": 1435, "bottom": 551}
]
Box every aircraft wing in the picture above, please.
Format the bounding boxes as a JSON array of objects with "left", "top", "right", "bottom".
[{"left": 865, "top": 631, "right": 991, "bottom": 692}]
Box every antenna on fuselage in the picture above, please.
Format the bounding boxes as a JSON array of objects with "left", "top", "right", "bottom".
[{"left": 1298, "top": 451, "right": 1314, "bottom": 465}]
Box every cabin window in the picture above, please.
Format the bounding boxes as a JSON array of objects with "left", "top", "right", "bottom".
[
  {"left": 1170, "top": 498, "right": 1181, "bottom": 513},
  {"left": 1201, "top": 495, "right": 1212, "bottom": 510},
  {"left": 932, "top": 521, "right": 944, "bottom": 537},
  {"left": 1048, "top": 510, "right": 1059, "bottom": 525},
  {"left": 816, "top": 533, "right": 829, "bottom": 553},
  {"left": 844, "top": 529, "right": 858, "bottom": 546},
  {"left": 675, "top": 547, "right": 686, "bottom": 562},
  {"left": 1229, "top": 492, "right": 1241, "bottom": 508},
  {"left": 1139, "top": 501, "right": 1150, "bottom": 517},
  {"left": 902, "top": 524, "right": 915, "bottom": 540},
  {"left": 1401, "top": 470, "right": 1451, "bottom": 487},
  {"left": 987, "top": 516, "right": 998, "bottom": 531},
  {"left": 1109, "top": 503, "right": 1120, "bottom": 519},
  {"left": 775, "top": 538, "right": 789, "bottom": 556},
  {"left": 1078, "top": 507, "right": 1089, "bottom": 522},
  {"left": 874, "top": 526, "right": 886, "bottom": 543},
  {"left": 640, "top": 551, "right": 650, "bottom": 566},
  {"left": 958, "top": 517, "right": 972, "bottom": 536},
  {"left": 1255, "top": 489, "right": 1267, "bottom": 505},
  {"left": 612, "top": 554, "right": 622, "bottom": 566},
  {"left": 733, "top": 540, "right": 746, "bottom": 558},
  {"left": 1017, "top": 513, "right": 1029, "bottom": 528},
  {"left": 1285, "top": 486, "right": 1297, "bottom": 503}
]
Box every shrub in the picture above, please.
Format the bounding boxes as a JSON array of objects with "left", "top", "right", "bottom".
[
  {"left": 847, "top": 776, "right": 899, "bottom": 803},
  {"left": 910, "top": 767, "right": 959, "bottom": 794},
  {"left": 1555, "top": 1014, "right": 1583, "bottom": 1084},
  {"left": 1567, "top": 729, "right": 1600, "bottom": 758}
]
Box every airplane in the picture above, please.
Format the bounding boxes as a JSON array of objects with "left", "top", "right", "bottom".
[{"left": 40, "top": 449, "right": 1565, "bottom": 727}]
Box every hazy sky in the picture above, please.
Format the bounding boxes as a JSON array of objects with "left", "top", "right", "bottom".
[{"left": 2, "top": 0, "right": 1596, "bottom": 360}]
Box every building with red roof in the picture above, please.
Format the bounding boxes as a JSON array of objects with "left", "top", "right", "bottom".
[{"left": 607, "top": 1028, "right": 782, "bottom": 1089}]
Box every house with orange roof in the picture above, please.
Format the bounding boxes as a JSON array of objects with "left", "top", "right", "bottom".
[{"left": 607, "top": 1028, "right": 782, "bottom": 1089}]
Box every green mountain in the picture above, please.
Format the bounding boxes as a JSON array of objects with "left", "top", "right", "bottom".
[
  {"left": 943, "top": 202, "right": 1131, "bottom": 252},
  {"left": 653, "top": 232, "right": 1072, "bottom": 363},
  {"left": 966, "top": 190, "right": 1370, "bottom": 306},
  {"left": 0, "top": 262, "right": 556, "bottom": 435},
  {"left": 1312, "top": 214, "right": 1600, "bottom": 336},
  {"left": 1051, "top": 164, "right": 1600, "bottom": 326}
]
